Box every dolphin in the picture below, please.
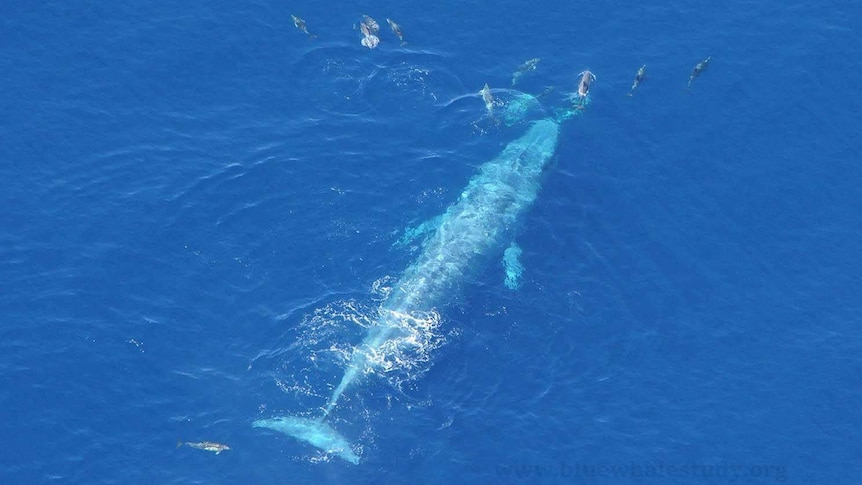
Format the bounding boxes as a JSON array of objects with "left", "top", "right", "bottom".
[
  {"left": 254, "top": 97, "right": 587, "bottom": 463},
  {"left": 512, "top": 57, "right": 541, "bottom": 85},
  {"left": 386, "top": 18, "right": 407, "bottom": 45},
  {"left": 359, "top": 15, "right": 381, "bottom": 49},
  {"left": 688, "top": 56, "right": 711, "bottom": 89},
  {"left": 576, "top": 70, "right": 597, "bottom": 99},
  {"left": 290, "top": 15, "right": 315, "bottom": 39},
  {"left": 480, "top": 83, "right": 495, "bottom": 115},
  {"left": 177, "top": 440, "right": 230, "bottom": 454},
  {"left": 629, "top": 65, "right": 646, "bottom": 96}
]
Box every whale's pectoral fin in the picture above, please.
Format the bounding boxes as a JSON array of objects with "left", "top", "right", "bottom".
[
  {"left": 502, "top": 242, "right": 525, "bottom": 290},
  {"left": 394, "top": 215, "right": 443, "bottom": 249}
]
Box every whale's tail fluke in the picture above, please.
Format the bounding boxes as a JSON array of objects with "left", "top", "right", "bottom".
[{"left": 253, "top": 416, "right": 360, "bottom": 465}]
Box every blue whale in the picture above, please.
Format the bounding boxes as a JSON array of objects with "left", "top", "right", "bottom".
[{"left": 254, "top": 115, "right": 568, "bottom": 464}]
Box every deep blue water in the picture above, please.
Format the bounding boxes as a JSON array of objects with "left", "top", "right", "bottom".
[{"left": 2, "top": 1, "right": 861, "bottom": 483}]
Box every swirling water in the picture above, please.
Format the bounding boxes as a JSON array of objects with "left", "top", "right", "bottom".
[{"left": 1, "top": 0, "right": 860, "bottom": 483}]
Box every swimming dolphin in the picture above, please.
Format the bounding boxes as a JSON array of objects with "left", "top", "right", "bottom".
[
  {"left": 359, "top": 15, "right": 381, "bottom": 49},
  {"left": 512, "top": 57, "right": 541, "bottom": 85},
  {"left": 573, "top": 70, "right": 597, "bottom": 109},
  {"left": 629, "top": 65, "right": 646, "bottom": 96},
  {"left": 577, "top": 70, "right": 596, "bottom": 98},
  {"left": 480, "top": 83, "right": 494, "bottom": 114},
  {"left": 178, "top": 440, "right": 230, "bottom": 454},
  {"left": 386, "top": 18, "right": 406, "bottom": 45},
  {"left": 360, "top": 15, "right": 380, "bottom": 35},
  {"left": 688, "top": 56, "right": 711, "bottom": 88},
  {"left": 290, "top": 15, "right": 315, "bottom": 39}
]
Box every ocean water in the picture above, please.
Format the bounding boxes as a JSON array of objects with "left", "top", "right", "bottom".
[{"left": 2, "top": 1, "right": 861, "bottom": 483}]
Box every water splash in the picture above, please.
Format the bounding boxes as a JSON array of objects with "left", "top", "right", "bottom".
[{"left": 274, "top": 286, "right": 446, "bottom": 409}]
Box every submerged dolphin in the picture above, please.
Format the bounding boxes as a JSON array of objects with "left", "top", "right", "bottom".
[
  {"left": 255, "top": 101, "right": 582, "bottom": 463},
  {"left": 688, "top": 56, "right": 711, "bottom": 89}
]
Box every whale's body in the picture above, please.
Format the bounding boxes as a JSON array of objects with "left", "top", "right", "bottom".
[{"left": 254, "top": 118, "right": 562, "bottom": 464}]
